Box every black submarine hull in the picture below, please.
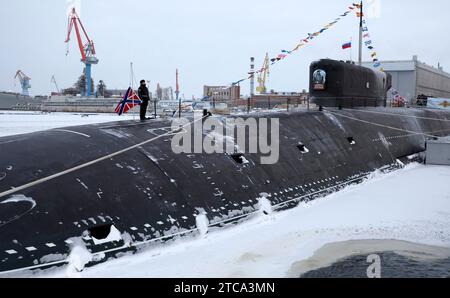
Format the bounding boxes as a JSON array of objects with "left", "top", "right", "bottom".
[{"left": 1, "top": 108, "right": 450, "bottom": 274}]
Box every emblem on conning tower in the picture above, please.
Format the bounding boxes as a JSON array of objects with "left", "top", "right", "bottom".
[{"left": 313, "top": 69, "right": 327, "bottom": 90}]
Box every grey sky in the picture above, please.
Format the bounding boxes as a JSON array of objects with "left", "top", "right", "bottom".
[{"left": 1, "top": 0, "right": 449, "bottom": 97}]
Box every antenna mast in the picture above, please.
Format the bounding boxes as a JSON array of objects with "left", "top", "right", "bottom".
[
  {"left": 358, "top": 1, "right": 363, "bottom": 66},
  {"left": 176, "top": 69, "right": 181, "bottom": 118}
]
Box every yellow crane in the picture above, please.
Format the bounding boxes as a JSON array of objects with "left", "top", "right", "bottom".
[{"left": 256, "top": 53, "right": 270, "bottom": 94}]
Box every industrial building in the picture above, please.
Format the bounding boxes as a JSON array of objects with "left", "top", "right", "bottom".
[
  {"left": 107, "top": 89, "right": 128, "bottom": 98},
  {"left": 250, "top": 92, "right": 309, "bottom": 109},
  {"left": 362, "top": 56, "right": 450, "bottom": 104},
  {"left": 156, "top": 85, "right": 174, "bottom": 101},
  {"left": 203, "top": 85, "right": 241, "bottom": 102}
]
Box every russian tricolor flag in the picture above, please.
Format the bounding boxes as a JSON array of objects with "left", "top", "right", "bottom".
[{"left": 342, "top": 42, "right": 352, "bottom": 50}]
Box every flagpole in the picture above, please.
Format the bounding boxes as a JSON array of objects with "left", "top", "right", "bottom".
[
  {"left": 130, "top": 62, "right": 136, "bottom": 121},
  {"left": 350, "top": 37, "right": 353, "bottom": 62},
  {"left": 176, "top": 69, "right": 181, "bottom": 118},
  {"left": 358, "top": 1, "right": 363, "bottom": 66}
]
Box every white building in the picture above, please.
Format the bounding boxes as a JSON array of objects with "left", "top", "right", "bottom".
[{"left": 362, "top": 56, "right": 450, "bottom": 104}]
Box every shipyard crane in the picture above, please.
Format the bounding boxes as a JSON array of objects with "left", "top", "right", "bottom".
[
  {"left": 65, "top": 8, "right": 99, "bottom": 97},
  {"left": 14, "top": 70, "right": 31, "bottom": 96},
  {"left": 51, "top": 75, "right": 60, "bottom": 93},
  {"left": 256, "top": 53, "right": 270, "bottom": 94}
]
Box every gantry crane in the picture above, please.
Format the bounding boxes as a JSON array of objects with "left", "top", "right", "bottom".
[
  {"left": 65, "top": 8, "right": 99, "bottom": 97},
  {"left": 256, "top": 53, "right": 270, "bottom": 94},
  {"left": 14, "top": 70, "right": 31, "bottom": 96}
]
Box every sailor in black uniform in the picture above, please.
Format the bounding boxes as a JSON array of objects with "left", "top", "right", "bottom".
[{"left": 138, "top": 80, "right": 150, "bottom": 121}]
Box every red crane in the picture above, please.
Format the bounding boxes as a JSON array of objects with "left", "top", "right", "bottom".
[{"left": 65, "top": 8, "right": 98, "bottom": 97}]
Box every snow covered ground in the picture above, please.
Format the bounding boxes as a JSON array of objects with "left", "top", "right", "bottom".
[
  {"left": 35, "top": 163, "right": 448, "bottom": 278},
  {"left": 1, "top": 112, "right": 449, "bottom": 278},
  {"left": 0, "top": 111, "right": 135, "bottom": 137}
]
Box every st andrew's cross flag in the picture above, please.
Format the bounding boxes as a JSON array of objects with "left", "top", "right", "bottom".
[{"left": 115, "top": 87, "right": 142, "bottom": 115}]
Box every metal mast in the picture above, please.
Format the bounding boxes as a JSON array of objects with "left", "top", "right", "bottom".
[
  {"left": 176, "top": 69, "right": 181, "bottom": 118},
  {"left": 358, "top": 1, "right": 363, "bottom": 66},
  {"left": 249, "top": 57, "right": 255, "bottom": 114},
  {"left": 250, "top": 57, "right": 255, "bottom": 97}
]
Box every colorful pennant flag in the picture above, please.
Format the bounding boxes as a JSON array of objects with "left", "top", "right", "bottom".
[
  {"left": 232, "top": 79, "right": 245, "bottom": 86},
  {"left": 292, "top": 44, "right": 303, "bottom": 51},
  {"left": 361, "top": 18, "right": 382, "bottom": 69}
]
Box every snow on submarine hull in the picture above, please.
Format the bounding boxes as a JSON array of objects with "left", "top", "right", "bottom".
[{"left": 1, "top": 108, "right": 450, "bottom": 274}]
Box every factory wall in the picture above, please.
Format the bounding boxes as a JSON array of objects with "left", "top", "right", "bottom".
[
  {"left": 416, "top": 62, "right": 450, "bottom": 99},
  {"left": 387, "top": 70, "right": 416, "bottom": 101}
]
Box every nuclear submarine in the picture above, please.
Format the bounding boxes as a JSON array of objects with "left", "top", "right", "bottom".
[{"left": 1, "top": 59, "right": 450, "bottom": 275}]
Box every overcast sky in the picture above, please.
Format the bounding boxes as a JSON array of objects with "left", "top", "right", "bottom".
[{"left": 1, "top": 0, "right": 449, "bottom": 97}]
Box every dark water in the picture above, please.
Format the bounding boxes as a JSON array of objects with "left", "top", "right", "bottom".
[{"left": 301, "top": 252, "right": 450, "bottom": 278}]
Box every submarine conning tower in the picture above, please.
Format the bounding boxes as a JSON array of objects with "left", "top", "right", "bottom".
[{"left": 310, "top": 59, "right": 392, "bottom": 109}]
